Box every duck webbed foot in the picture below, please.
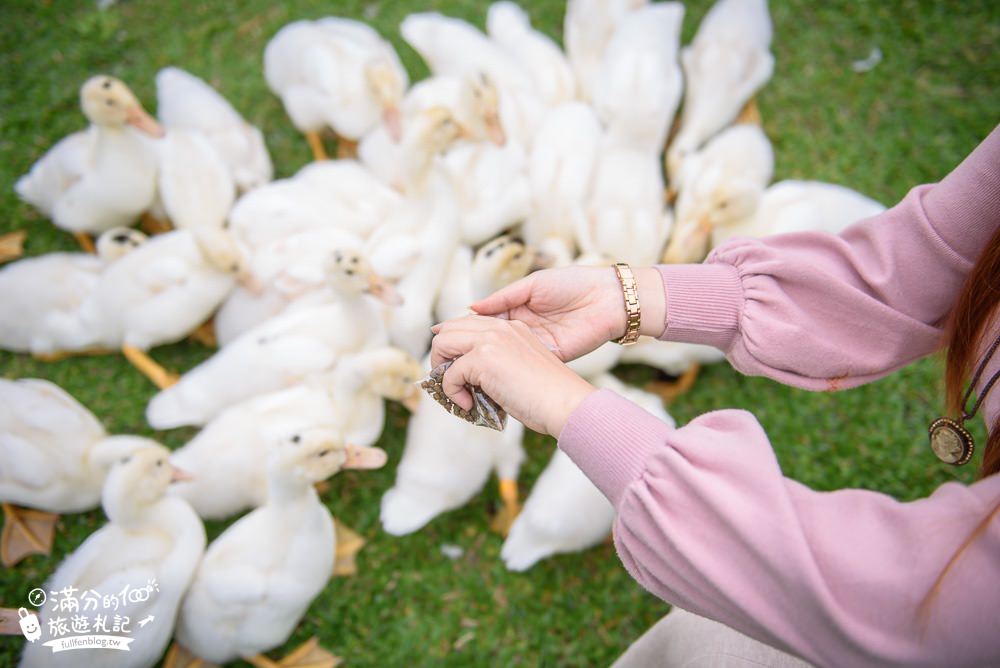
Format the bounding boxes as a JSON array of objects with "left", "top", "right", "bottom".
[
  {"left": 331, "top": 518, "right": 366, "bottom": 577},
  {"left": 1, "top": 503, "right": 57, "bottom": 567},
  {"left": 304, "top": 131, "right": 328, "bottom": 162},
  {"left": 0, "top": 230, "right": 26, "bottom": 264},
  {"left": 335, "top": 134, "right": 358, "bottom": 160},
  {"left": 74, "top": 232, "right": 96, "bottom": 254},
  {"left": 140, "top": 212, "right": 173, "bottom": 235},
  {"left": 162, "top": 642, "right": 213, "bottom": 668},
  {"left": 122, "top": 345, "right": 180, "bottom": 389},
  {"left": 736, "top": 96, "right": 762, "bottom": 126},
  {"left": 246, "top": 636, "right": 342, "bottom": 668},
  {"left": 489, "top": 477, "right": 521, "bottom": 537},
  {"left": 645, "top": 362, "right": 701, "bottom": 403}
]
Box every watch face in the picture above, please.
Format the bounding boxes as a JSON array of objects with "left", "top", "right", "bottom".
[{"left": 929, "top": 418, "right": 972, "bottom": 465}]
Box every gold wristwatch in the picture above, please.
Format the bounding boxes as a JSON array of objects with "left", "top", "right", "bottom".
[{"left": 613, "top": 263, "right": 641, "bottom": 345}]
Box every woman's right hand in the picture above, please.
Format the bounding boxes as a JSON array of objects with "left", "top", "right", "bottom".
[{"left": 434, "top": 265, "right": 666, "bottom": 363}]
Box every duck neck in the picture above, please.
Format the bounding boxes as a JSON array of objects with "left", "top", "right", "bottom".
[
  {"left": 103, "top": 492, "right": 164, "bottom": 531},
  {"left": 266, "top": 471, "right": 318, "bottom": 508}
]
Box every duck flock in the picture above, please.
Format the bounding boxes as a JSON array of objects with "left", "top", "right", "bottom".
[{"left": 1, "top": 0, "right": 887, "bottom": 665}]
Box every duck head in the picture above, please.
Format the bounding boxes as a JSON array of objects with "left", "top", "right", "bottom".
[
  {"left": 95, "top": 227, "right": 147, "bottom": 262},
  {"left": 662, "top": 126, "right": 773, "bottom": 264},
  {"left": 356, "top": 347, "right": 423, "bottom": 411},
  {"left": 460, "top": 72, "right": 505, "bottom": 146},
  {"left": 663, "top": 168, "right": 763, "bottom": 263},
  {"left": 268, "top": 428, "right": 387, "bottom": 490},
  {"left": 325, "top": 248, "right": 402, "bottom": 306},
  {"left": 365, "top": 61, "right": 405, "bottom": 142},
  {"left": 93, "top": 437, "right": 192, "bottom": 526},
  {"left": 81, "top": 75, "right": 164, "bottom": 137},
  {"left": 473, "top": 235, "right": 535, "bottom": 296},
  {"left": 192, "top": 228, "right": 259, "bottom": 289}
]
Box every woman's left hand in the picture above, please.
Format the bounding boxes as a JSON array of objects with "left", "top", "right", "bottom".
[{"left": 430, "top": 315, "right": 596, "bottom": 437}]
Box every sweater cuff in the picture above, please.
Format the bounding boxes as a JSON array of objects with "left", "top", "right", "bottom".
[
  {"left": 655, "top": 263, "right": 744, "bottom": 350},
  {"left": 557, "top": 388, "right": 674, "bottom": 507}
]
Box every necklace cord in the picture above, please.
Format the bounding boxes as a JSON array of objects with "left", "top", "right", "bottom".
[{"left": 961, "top": 332, "right": 1000, "bottom": 421}]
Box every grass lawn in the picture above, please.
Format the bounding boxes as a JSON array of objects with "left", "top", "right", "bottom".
[{"left": 1, "top": 0, "right": 998, "bottom": 665}]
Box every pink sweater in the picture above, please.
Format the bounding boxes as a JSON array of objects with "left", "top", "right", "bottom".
[{"left": 558, "top": 124, "right": 1000, "bottom": 667}]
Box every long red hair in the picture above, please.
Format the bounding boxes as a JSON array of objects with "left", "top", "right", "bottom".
[{"left": 921, "top": 223, "right": 1000, "bottom": 618}]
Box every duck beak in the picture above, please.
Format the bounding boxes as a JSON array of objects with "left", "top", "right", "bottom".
[
  {"left": 170, "top": 466, "right": 195, "bottom": 483},
  {"left": 366, "top": 272, "right": 403, "bottom": 306},
  {"left": 237, "top": 269, "right": 264, "bottom": 295},
  {"left": 383, "top": 105, "right": 403, "bottom": 142},
  {"left": 126, "top": 104, "right": 165, "bottom": 138},
  {"left": 401, "top": 384, "right": 422, "bottom": 412},
  {"left": 662, "top": 216, "right": 712, "bottom": 264},
  {"left": 483, "top": 111, "right": 506, "bottom": 146},
  {"left": 342, "top": 444, "right": 388, "bottom": 470}
]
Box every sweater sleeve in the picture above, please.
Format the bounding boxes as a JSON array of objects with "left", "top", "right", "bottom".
[
  {"left": 559, "top": 389, "right": 1000, "bottom": 667},
  {"left": 655, "top": 124, "right": 1000, "bottom": 391}
]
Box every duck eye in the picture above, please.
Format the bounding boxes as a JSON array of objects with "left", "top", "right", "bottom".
[
  {"left": 113, "top": 233, "right": 130, "bottom": 243},
  {"left": 230, "top": 263, "right": 239, "bottom": 271},
  {"left": 156, "top": 460, "right": 164, "bottom": 467},
  {"left": 120, "top": 456, "right": 131, "bottom": 464},
  {"left": 102, "top": 80, "right": 112, "bottom": 89},
  {"left": 345, "top": 269, "right": 354, "bottom": 276},
  {"left": 106, "top": 99, "right": 115, "bottom": 107},
  {"left": 318, "top": 449, "right": 331, "bottom": 457},
  {"left": 291, "top": 434, "right": 301, "bottom": 444},
  {"left": 350, "top": 257, "right": 359, "bottom": 264}
]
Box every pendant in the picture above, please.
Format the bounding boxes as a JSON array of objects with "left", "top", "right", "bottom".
[{"left": 928, "top": 417, "right": 974, "bottom": 466}]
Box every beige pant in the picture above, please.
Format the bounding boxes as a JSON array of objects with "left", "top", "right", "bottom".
[{"left": 613, "top": 609, "right": 814, "bottom": 667}]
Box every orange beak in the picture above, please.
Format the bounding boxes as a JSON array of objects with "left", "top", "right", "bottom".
[
  {"left": 170, "top": 466, "right": 195, "bottom": 483},
  {"left": 484, "top": 111, "right": 506, "bottom": 146},
  {"left": 366, "top": 272, "right": 403, "bottom": 306},
  {"left": 342, "top": 445, "right": 388, "bottom": 470},
  {"left": 401, "top": 385, "right": 422, "bottom": 412},
  {"left": 126, "top": 104, "right": 165, "bottom": 138},
  {"left": 383, "top": 106, "right": 403, "bottom": 143}
]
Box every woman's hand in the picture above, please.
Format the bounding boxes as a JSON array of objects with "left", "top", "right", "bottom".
[
  {"left": 441, "top": 265, "right": 666, "bottom": 363},
  {"left": 430, "top": 315, "right": 596, "bottom": 437}
]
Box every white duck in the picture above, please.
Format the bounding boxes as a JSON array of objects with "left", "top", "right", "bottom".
[
  {"left": 666, "top": 0, "right": 774, "bottom": 183},
  {"left": 401, "top": 12, "right": 544, "bottom": 148},
  {"left": 435, "top": 234, "right": 538, "bottom": 322},
  {"left": 0, "top": 378, "right": 156, "bottom": 566},
  {"left": 15, "top": 76, "right": 162, "bottom": 249},
  {"left": 153, "top": 129, "right": 235, "bottom": 232},
  {"left": 442, "top": 136, "right": 531, "bottom": 245},
  {"left": 264, "top": 18, "right": 407, "bottom": 160},
  {"left": 521, "top": 102, "right": 603, "bottom": 260},
  {"left": 169, "top": 346, "right": 421, "bottom": 520},
  {"left": 146, "top": 249, "right": 395, "bottom": 429},
  {"left": 0, "top": 378, "right": 151, "bottom": 514},
  {"left": 156, "top": 66, "right": 273, "bottom": 192},
  {"left": 175, "top": 429, "right": 385, "bottom": 666},
  {"left": 20, "top": 441, "right": 205, "bottom": 668},
  {"left": 0, "top": 228, "right": 146, "bottom": 355},
  {"left": 486, "top": 2, "right": 575, "bottom": 107},
  {"left": 380, "top": 382, "right": 526, "bottom": 536},
  {"left": 711, "top": 180, "right": 887, "bottom": 249},
  {"left": 663, "top": 123, "right": 774, "bottom": 263},
  {"left": 501, "top": 373, "right": 674, "bottom": 571},
  {"left": 563, "top": 0, "right": 648, "bottom": 101},
  {"left": 41, "top": 228, "right": 247, "bottom": 388},
  {"left": 592, "top": 2, "right": 684, "bottom": 153},
  {"left": 578, "top": 141, "right": 673, "bottom": 266}
]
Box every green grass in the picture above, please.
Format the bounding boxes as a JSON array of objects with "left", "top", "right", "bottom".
[{"left": 1, "top": 0, "right": 999, "bottom": 665}]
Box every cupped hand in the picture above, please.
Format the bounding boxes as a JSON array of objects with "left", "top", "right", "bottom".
[
  {"left": 429, "top": 315, "right": 595, "bottom": 437},
  {"left": 433, "top": 265, "right": 665, "bottom": 363}
]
